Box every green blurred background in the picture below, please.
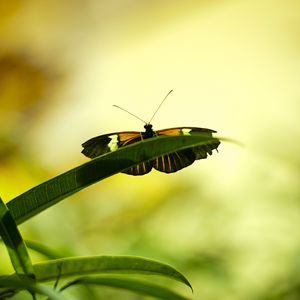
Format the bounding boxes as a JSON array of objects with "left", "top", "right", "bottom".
[{"left": 0, "top": 1, "right": 300, "bottom": 299}]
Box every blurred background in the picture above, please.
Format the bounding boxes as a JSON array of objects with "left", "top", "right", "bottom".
[{"left": 0, "top": 0, "right": 300, "bottom": 299}]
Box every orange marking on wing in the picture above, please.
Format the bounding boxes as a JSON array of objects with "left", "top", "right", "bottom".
[
  {"left": 118, "top": 132, "right": 141, "bottom": 142},
  {"left": 161, "top": 156, "right": 165, "bottom": 172},
  {"left": 167, "top": 155, "right": 171, "bottom": 172},
  {"left": 155, "top": 157, "right": 159, "bottom": 169},
  {"left": 157, "top": 128, "right": 182, "bottom": 136}
]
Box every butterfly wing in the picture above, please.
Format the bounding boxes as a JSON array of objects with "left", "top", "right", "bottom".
[
  {"left": 151, "top": 127, "right": 220, "bottom": 173},
  {"left": 152, "top": 149, "right": 196, "bottom": 173},
  {"left": 81, "top": 131, "right": 153, "bottom": 175},
  {"left": 81, "top": 131, "right": 142, "bottom": 158},
  {"left": 122, "top": 161, "right": 152, "bottom": 175}
]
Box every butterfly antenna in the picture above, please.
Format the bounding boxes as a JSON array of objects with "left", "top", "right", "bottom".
[
  {"left": 148, "top": 89, "right": 173, "bottom": 124},
  {"left": 113, "top": 104, "right": 147, "bottom": 124}
]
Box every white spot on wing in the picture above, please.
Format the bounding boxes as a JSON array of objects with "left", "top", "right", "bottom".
[
  {"left": 182, "top": 128, "right": 192, "bottom": 135},
  {"left": 108, "top": 134, "right": 119, "bottom": 151}
]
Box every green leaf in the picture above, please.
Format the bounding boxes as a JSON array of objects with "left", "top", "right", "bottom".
[
  {"left": 29, "top": 255, "right": 191, "bottom": 290},
  {"left": 61, "top": 276, "right": 190, "bottom": 300},
  {"left": 0, "top": 197, "right": 35, "bottom": 278},
  {"left": 25, "top": 239, "right": 66, "bottom": 260},
  {"left": 7, "top": 134, "right": 219, "bottom": 225},
  {"left": 0, "top": 277, "right": 69, "bottom": 300}
]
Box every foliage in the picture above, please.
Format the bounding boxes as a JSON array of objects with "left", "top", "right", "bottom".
[{"left": 0, "top": 134, "right": 220, "bottom": 299}]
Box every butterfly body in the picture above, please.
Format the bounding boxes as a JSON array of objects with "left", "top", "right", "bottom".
[{"left": 81, "top": 124, "right": 220, "bottom": 175}]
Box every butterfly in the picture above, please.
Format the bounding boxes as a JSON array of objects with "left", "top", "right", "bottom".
[{"left": 81, "top": 90, "right": 220, "bottom": 175}]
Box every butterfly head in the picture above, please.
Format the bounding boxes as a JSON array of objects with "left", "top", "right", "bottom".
[
  {"left": 144, "top": 124, "right": 153, "bottom": 130},
  {"left": 143, "top": 123, "right": 155, "bottom": 138}
]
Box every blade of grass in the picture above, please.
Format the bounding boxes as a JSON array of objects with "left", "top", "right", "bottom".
[
  {"left": 25, "top": 240, "right": 67, "bottom": 260},
  {"left": 61, "top": 276, "right": 190, "bottom": 300},
  {"left": 8, "top": 255, "right": 192, "bottom": 290},
  {"left": 0, "top": 277, "right": 69, "bottom": 300},
  {"left": 0, "top": 197, "right": 35, "bottom": 279},
  {"left": 7, "top": 134, "right": 219, "bottom": 225}
]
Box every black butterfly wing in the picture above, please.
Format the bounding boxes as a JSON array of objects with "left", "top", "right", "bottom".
[
  {"left": 122, "top": 161, "right": 152, "bottom": 175},
  {"left": 152, "top": 127, "right": 220, "bottom": 173},
  {"left": 186, "top": 127, "right": 220, "bottom": 160},
  {"left": 152, "top": 149, "right": 196, "bottom": 173},
  {"left": 81, "top": 131, "right": 142, "bottom": 158},
  {"left": 81, "top": 131, "right": 153, "bottom": 175}
]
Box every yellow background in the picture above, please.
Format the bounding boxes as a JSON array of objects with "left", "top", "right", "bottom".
[{"left": 0, "top": 1, "right": 299, "bottom": 299}]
